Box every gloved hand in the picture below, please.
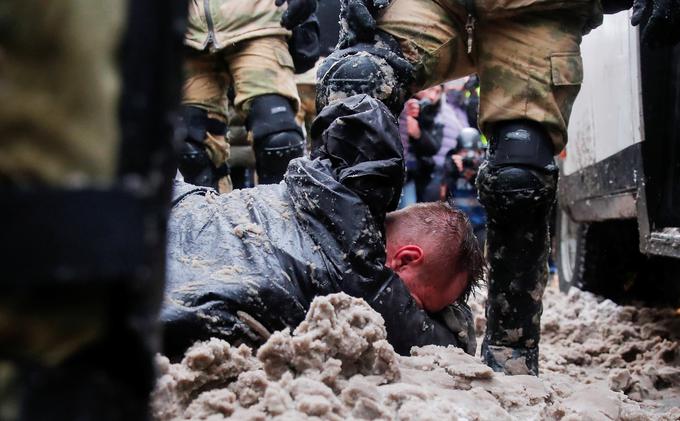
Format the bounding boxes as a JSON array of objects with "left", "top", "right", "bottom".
[
  {"left": 339, "top": 0, "right": 392, "bottom": 47},
  {"left": 288, "top": 14, "right": 321, "bottom": 73},
  {"left": 632, "top": 0, "right": 680, "bottom": 48},
  {"left": 438, "top": 302, "right": 477, "bottom": 356},
  {"left": 276, "top": 0, "right": 318, "bottom": 29}
]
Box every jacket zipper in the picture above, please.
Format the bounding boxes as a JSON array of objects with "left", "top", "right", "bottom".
[{"left": 204, "top": 0, "right": 218, "bottom": 48}]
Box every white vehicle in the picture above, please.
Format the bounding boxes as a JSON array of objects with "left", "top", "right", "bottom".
[{"left": 556, "top": 11, "right": 680, "bottom": 303}]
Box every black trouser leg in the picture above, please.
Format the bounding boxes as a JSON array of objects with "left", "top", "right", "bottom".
[{"left": 477, "top": 120, "right": 557, "bottom": 376}]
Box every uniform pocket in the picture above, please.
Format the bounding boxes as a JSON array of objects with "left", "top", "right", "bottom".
[
  {"left": 550, "top": 52, "right": 583, "bottom": 86},
  {"left": 274, "top": 48, "right": 295, "bottom": 70}
]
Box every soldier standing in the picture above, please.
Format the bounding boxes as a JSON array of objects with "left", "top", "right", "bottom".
[
  {"left": 0, "top": 0, "right": 187, "bottom": 419},
  {"left": 317, "top": 0, "right": 680, "bottom": 375},
  {"left": 177, "top": 0, "right": 317, "bottom": 189}
]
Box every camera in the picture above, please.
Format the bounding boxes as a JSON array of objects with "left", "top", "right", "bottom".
[{"left": 462, "top": 150, "right": 479, "bottom": 170}]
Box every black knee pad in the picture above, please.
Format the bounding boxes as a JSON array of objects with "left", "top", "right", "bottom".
[
  {"left": 478, "top": 121, "right": 558, "bottom": 374},
  {"left": 176, "top": 106, "right": 229, "bottom": 190},
  {"left": 247, "top": 95, "right": 304, "bottom": 184},
  {"left": 476, "top": 120, "right": 558, "bottom": 222},
  {"left": 316, "top": 31, "right": 414, "bottom": 115}
]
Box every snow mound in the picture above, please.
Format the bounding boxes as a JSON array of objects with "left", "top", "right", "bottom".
[{"left": 152, "top": 291, "right": 679, "bottom": 420}]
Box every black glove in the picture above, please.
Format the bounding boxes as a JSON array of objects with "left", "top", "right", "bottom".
[
  {"left": 438, "top": 302, "right": 477, "bottom": 356},
  {"left": 339, "top": 0, "right": 392, "bottom": 47},
  {"left": 632, "top": 0, "right": 680, "bottom": 48},
  {"left": 276, "top": 0, "right": 318, "bottom": 30},
  {"left": 289, "top": 14, "right": 321, "bottom": 73}
]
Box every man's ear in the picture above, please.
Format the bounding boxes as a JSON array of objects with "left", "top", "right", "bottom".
[{"left": 392, "top": 245, "right": 424, "bottom": 272}]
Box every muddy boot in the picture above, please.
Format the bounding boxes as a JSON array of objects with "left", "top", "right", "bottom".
[{"left": 476, "top": 120, "right": 557, "bottom": 376}]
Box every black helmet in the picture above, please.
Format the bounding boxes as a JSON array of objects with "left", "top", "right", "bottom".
[{"left": 457, "top": 127, "right": 482, "bottom": 150}]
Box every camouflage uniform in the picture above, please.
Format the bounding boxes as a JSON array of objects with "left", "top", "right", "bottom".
[
  {"left": 377, "top": 0, "right": 602, "bottom": 152},
  {"left": 0, "top": 2, "right": 125, "bottom": 186},
  {"left": 0, "top": 0, "right": 184, "bottom": 418},
  {"left": 363, "top": 0, "right": 603, "bottom": 375},
  {"left": 225, "top": 102, "right": 257, "bottom": 188},
  {"left": 182, "top": 0, "right": 302, "bottom": 189}
]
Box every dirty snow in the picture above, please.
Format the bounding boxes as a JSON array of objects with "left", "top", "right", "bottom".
[{"left": 152, "top": 285, "right": 680, "bottom": 420}]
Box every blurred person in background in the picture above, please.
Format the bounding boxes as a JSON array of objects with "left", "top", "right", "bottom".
[
  {"left": 441, "top": 128, "right": 487, "bottom": 248},
  {"left": 421, "top": 78, "right": 471, "bottom": 202},
  {"left": 398, "top": 86, "right": 444, "bottom": 206}
]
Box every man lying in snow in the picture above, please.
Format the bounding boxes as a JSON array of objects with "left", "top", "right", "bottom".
[{"left": 161, "top": 95, "right": 485, "bottom": 359}]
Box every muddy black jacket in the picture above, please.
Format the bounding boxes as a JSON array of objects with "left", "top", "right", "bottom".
[{"left": 161, "top": 95, "right": 475, "bottom": 359}]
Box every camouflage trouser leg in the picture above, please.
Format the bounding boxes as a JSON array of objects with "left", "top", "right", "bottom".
[
  {"left": 377, "top": 0, "right": 600, "bottom": 151},
  {"left": 475, "top": 12, "right": 591, "bottom": 152},
  {"left": 182, "top": 52, "right": 233, "bottom": 193},
  {"left": 0, "top": 0, "right": 184, "bottom": 418},
  {"left": 377, "top": 0, "right": 599, "bottom": 375},
  {"left": 225, "top": 35, "right": 300, "bottom": 115},
  {"left": 473, "top": 12, "right": 586, "bottom": 375},
  {"left": 185, "top": 35, "right": 301, "bottom": 118},
  {"left": 182, "top": 35, "right": 301, "bottom": 190},
  {"left": 0, "top": 0, "right": 125, "bottom": 186},
  {"left": 477, "top": 170, "right": 556, "bottom": 375}
]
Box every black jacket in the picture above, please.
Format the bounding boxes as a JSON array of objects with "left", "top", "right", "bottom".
[
  {"left": 405, "top": 99, "right": 443, "bottom": 178},
  {"left": 161, "top": 95, "right": 475, "bottom": 359}
]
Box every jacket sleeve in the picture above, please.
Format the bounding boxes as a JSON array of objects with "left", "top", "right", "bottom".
[
  {"left": 409, "top": 122, "right": 443, "bottom": 157},
  {"left": 293, "top": 95, "right": 467, "bottom": 354},
  {"left": 366, "top": 271, "right": 468, "bottom": 355},
  {"left": 310, "top": 94, "right": 405, "bottom": 219}
]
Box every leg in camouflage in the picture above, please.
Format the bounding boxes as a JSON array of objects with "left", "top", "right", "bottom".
[
  {"left": 180, "top": 51, "right": 233, "bottom": 193},
  {"left": 179, "top": 0, "right": 302, "bottom": 188},
  {"left": 476, "top": 120, "right": 557, "bottom": 376},
  {"left": 0, "top": 0, "right": 185, "bottom": 418},
  {"left": 226, "top": 36, "right": 304, "bottom": 184},
  {"left": 317, "top": 0, "right": 602, "bottom": 375},
  {"left": 182, "top": 0, "right": 305, "bottom": 186},
  {"left": 473, "top": 10, "right": 593, "bottom": 375}
]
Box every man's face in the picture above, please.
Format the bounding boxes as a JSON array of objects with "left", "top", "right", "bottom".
[
  {"left": 385, "top": 231, "right": 468, "bottom": 312},
  {"left": 414, "top": 86, "right": 443, "bottom": 103}
]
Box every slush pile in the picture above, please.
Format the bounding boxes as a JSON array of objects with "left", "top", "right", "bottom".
[{"left": 152, "top": 288, "right": 680, "bottom": 420}]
